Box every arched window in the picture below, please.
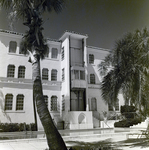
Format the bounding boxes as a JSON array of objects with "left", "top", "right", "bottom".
[
  {"left": 16, "top": 94, "right": 24, "bottom": 110},
  {"left": 7, "top": 65, "right": 15, "bottom": 77},
  {"left": 51, "top": 69, "right": 57, "bottom": 81},
  {"left": 51, "top": 48, "right": 58, "bottom": 59},
  {"left": 51, "top": 96, "right": 57, "bottom": 111},
  {"left": 5, "top": 94, "right": 13, "bottom": 110},
  {"left": 90, "top": 74, "right": 95, "bottom": 84},
  {"left": 9, "top": 41, "right": 17, "bottom": 53},
  {"left": 42, "top": 68, "right": 48, "bottom": 80},
  {"left": 91, "top": 98, "right": 97, "bottom": 111},
  {"left": 18, "top": 66, "right": 26, "bottom": 78}
]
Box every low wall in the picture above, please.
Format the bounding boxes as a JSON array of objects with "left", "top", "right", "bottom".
[
  {"left": 63, "top": 111, "right": 93, "bottom": 130},
  {"left": 100, "top": 120, "right": 116, "bottom": 128}
]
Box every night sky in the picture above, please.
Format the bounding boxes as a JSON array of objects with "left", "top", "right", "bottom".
[{"left": 0, "top": 0, "right": 149, "bottom": 49}]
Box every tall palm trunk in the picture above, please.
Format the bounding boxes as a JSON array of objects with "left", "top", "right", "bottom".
[{"left": 30, "top": 51, "right": 67, "bottom": 150}]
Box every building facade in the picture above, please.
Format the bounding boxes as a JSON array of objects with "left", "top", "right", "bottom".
[{"left": 0, "top": 29, "right": 124, "bottom": 130}]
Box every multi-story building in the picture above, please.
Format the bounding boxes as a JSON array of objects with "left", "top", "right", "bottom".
[{"left": 0, "top": 29, "right": 124, "bottom": 130}]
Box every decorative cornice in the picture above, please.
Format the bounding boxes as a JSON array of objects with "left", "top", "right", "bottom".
[
  {"left": 0, "top": 77, "right": 62, "bottom": 90},
  {"left": 65, "top": 30, "right": 88, "bottom": 37},
  {"left": 87, "top": 46, "right": 111, "bottom": 52},
  {"left": 0, "top": 29, "right": 24, "bottom": 36},
  {"left": 59, "top": 30, "right": 88, "bottom": 41}
]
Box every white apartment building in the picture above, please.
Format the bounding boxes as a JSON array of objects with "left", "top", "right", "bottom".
[{"left": 0, "top": 29, "right": 124, "bottom": 130}]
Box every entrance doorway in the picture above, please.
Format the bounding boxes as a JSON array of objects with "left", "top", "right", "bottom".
[{"left": 70, "top": 89, "right": 86, "bottom": 111}]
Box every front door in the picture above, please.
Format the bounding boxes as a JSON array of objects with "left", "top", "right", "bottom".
[{"left": 70, "top": 90, "right": 86, "bottom": 111}]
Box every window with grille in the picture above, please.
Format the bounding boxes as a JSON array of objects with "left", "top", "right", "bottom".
[
  {"left": 51, "top": 96, "right": 57, "bottom": 111},
  {"left": 18, "top": 66, "right": 25, "bottom": 78},
  {"left": 51, "top": 69, "right": 57, "bottom": 81},
  {"left": 9, "top": 41, "right": 17, "bottom": 53},
  {"left": 90, "top": 74, "right": 95, "bottom": 84},
  {"left": 91, "top": 98, "right": 97, "bottom": 111},
  {"left": 89, "top": 54, "right": 94, "bottom": 64},
  {"left": 51, "top": 48, "right": 58, "bottom": 59},
  {"left": 62, "top": 68, "right": 65, "bottom": 81},
  {"left": 61, "top": 47, "right": 64, "bottom": 60},
  {"left": 5, "top": 94, "right": 13, "bottom": 110},
  {"left": 44, "top": 95, "right": 48, "bottom": 107},
  {"left": 7, "top": 65, "right": 15, "bottom": 77},
  {"left": 16, "top": 94, "right": 24, "bottom": 110},
  {"left": 62, "top": 95, "right": 65, "bottom": 111},
  {"left": 42, "top": 68, "right": 48, "bottom": 80}
]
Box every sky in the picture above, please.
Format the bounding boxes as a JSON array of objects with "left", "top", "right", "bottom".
[{"left": 0, "top": 0, "right": 149, "bottom": 49}]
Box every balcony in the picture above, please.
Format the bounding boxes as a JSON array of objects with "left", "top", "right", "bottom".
[
  {"left": 71, "top": 79, "right": 86, "bottom": 89},
  {"left": 71, "top": 67, "right": 86, "bottom": 89}
]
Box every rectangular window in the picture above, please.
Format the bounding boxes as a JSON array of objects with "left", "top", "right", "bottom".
[
  {"left": 51, "top": 96, "right": 57, "bottom": 111},
  {"left": 51, "top": 69, "right": 57, "bottom": 81},
  {"left": 74, "top": 70, "right": 79, "bottom": 79},
  {"left": 42, "top": 68, "right": 49, "bottom": 80},
  {"left": 7, "top": 65, "right": 15, "bottom": 77},
  {"left": 62, "top": 68, "right": 65, "bottom": 81},
  {"left": 16, "top": 94, "right": 24, "bottom": 110},
  {"left": 5, "top": 94, "right": 13, "bottom": 110},
  {"left": 51, "top": 48, "right": 58, "bottom": 59},
  {"left": 18, "top": 66, "right": 25, "bottom": 78},
  {"left": 90, "top": 74, "right": 95, "bottom": 84},
  {"left": 9, "top": 41, "right": 17, "bottom": 53},
  {"left": 61, "top": 47, "right": 64, "bottom": 61},
  {"left": 44, "top": 95, "right": 48, "bottom": 107},
  {"left": 89, "top": 54, "right": 94, "bottom": 64},
  {"left": 80, "top": 71, "right": 85, "bottom": 80}
]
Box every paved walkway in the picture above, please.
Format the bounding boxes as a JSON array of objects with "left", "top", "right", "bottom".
[{"left": 0, "top": 129, "right": 148, "bottom": 150}]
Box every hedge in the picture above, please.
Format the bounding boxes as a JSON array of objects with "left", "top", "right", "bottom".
[
  {"left": 114, "top": 118, "right": 142, "bottom": 127},
  {"left": 0, "top": 123, "right": 37, "bottom": 132}
]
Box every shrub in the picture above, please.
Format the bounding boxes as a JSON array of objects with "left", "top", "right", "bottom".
[
  {"left": 114, "top": 117, "right": 142, "bottom": 127},
  {"left": 121, "top": 105, "right": 137, "bottom": 119},
  {"left": 0, "top": 123, "right": 37, "bottom": 132},
  {"left": 121, "top": 105, "right": 136, "bottom": 113}
]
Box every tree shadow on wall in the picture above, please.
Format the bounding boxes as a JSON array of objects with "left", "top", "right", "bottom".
[{"left": 0, "top": 90, "right": 11, "bottom": 122}]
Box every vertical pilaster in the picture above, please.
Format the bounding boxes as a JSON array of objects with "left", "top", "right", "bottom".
[{"left": 83, "top": 38, "right": 89, "bottom": 111}]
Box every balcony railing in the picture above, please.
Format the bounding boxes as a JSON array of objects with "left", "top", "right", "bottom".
[{"left": 71, "top": 79, "right": 86, "bottom": 88}]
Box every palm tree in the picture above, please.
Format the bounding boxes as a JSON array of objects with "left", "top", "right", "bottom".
[
  {"left": 99, "top": 28, "right": 149, "bottom": 116},
  {"left": 0, "top": 0, "right": 67, "bottom": 149}
]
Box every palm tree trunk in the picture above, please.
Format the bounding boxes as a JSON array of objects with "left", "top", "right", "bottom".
[{"left": 30, "top": 52, "right": 67, "bottom": 150}]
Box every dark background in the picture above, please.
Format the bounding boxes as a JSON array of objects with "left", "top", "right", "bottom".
[{"left": 0, "top": 0, "right": 149, "bottom": 49}]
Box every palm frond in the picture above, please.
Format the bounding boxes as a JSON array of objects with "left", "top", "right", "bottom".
[{"left": 100, "top": 28, "right": 149, "bottom": 110}]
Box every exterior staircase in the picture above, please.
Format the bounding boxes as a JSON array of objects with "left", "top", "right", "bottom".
[{"left": 51, "top": 113, "right": 64, "bottom": 130}]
